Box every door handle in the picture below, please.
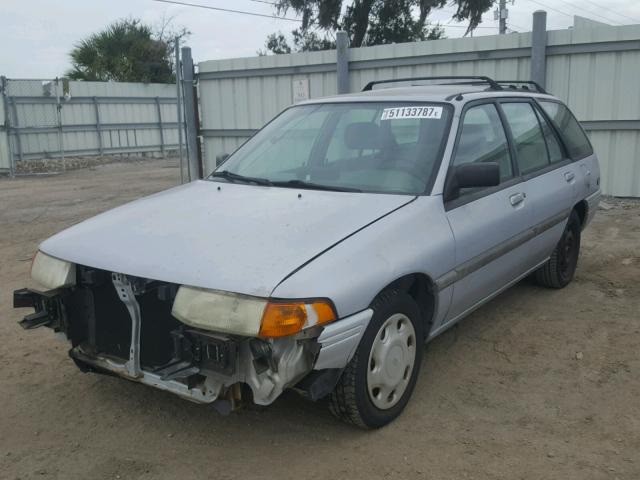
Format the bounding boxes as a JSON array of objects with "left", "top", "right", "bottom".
[
  {"left": 509, "top": 192, "right": 525, "bottom": 206},
  {"left": 564, "top": 171, "right": 575, "bottom": 182}
]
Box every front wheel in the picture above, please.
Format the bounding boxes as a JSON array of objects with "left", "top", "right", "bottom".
[
  {"left": 535, "top": 210, "right": 582, "bottom": 289},
  {"left": 329, "top": 290, "right": 424, "bottom": 428}
]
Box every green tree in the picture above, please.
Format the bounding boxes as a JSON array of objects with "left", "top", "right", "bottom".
[
  {"left": 263, "top": 0, "right": 493, "bottom": 54},
  {"left": 67, "top": 18, "right": 187, "bottom": 83}
]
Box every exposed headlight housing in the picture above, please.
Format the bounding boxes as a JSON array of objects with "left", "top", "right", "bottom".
[
  {"left": 171, "top": 287, "right": 268, "bottom": 336},
  {"left": 30, "top": 251, "right": 76, "bottom": 290},
  {"left": 171, "top": 286, "right": 336, "bottom": 337}
]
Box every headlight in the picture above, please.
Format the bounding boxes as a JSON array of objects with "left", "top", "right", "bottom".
[
  {"left": 171, "top": 287, "right": 267, "bottom": 336},
  {"left": 171, "top": 286, "right": 336, "bottom": 337},
  {"left": 30, "top": 251, "right": 76, "bottom": 290}
]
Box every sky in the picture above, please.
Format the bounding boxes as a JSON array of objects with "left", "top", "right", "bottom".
[{"left": 1, "top": 0, "right": 640, "bottom": 79}]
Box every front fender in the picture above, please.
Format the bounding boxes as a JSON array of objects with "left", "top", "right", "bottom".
[{"left": 271, "top": 196, "right": 456, "bottom": 320}]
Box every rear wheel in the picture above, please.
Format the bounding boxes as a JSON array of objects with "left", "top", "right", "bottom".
[
  {"left": 535, "top": 210, "right": 581, "bottom": 288},
  {"left": 329, "top": 290, "right": 423, "bottom": 428}
]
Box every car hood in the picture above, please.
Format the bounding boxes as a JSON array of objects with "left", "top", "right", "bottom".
[{"left": 40, "top": 180, "right": 414, "bottom": 297}]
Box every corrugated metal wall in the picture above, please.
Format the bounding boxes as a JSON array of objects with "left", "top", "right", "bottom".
[
  {"left": 198, "top": 23, "right": 640, "bottom": 197},
  {"left": 546, "top": 25, "right": 640, "bottom": 197},
  {"left": 198, "top": 49, "right": 339, "bottom": 166},
  {"left": 1, "top": 79, "right": 179, "bottom": 171},
  {"left": 347, "top": 33, "right": 533, "bottom": 91}
]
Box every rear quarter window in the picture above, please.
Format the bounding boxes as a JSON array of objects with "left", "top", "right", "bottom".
[{"left": 538, "top": 100, "right": 593, "bottom": 160}]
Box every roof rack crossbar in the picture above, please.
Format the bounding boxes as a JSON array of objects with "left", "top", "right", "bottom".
[
  {"left": 361, "top": 76, "right": 501, "bottom": 92},
  {"left": 494, "top": 80, "right": 547, "bottom": 94}
]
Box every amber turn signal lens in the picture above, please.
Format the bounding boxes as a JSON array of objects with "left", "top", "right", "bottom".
[
  {"left": 259, "top": 303, "right": 306, "bottom": 337},
  {"left": 259, "top": 301, "right": 336, "bottom": 338},
  {"left": 311, "top": 302, "right": 336, "bottom": 326}
]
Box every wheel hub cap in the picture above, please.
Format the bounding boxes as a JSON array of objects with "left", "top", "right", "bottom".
[{"left": 367, "top": 313, "right": 416, "bottom": 410}]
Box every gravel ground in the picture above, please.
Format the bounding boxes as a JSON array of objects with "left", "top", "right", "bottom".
[
  {"left": 13, "top": 153, "right": 176, "bottom": 175},
  {"left": 0, "top": 158, "right": 638, "bottom": 480}
]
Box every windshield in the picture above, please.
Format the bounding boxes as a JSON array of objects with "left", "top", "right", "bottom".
[{"left": 209, "top": 102, "right": 453, "bottom": 195}]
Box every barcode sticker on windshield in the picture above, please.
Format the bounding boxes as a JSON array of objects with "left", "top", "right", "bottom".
[{"left": 381, "top": 106, "right": 443, "bottom": 120}]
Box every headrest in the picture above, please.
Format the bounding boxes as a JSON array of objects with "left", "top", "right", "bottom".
[
  {"left": 460, "top": 123, "right": 489, "bottom": 140},
  {"left": 344, "top": 122, "right": 382, "bottom": 150}
]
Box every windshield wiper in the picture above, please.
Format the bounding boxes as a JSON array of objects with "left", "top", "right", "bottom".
[
  {"left": 210, "top": 170, "right": 272, "bottom": 186},
  {"left": 270, "top": 179, "right": 362, "bottom": 192}
]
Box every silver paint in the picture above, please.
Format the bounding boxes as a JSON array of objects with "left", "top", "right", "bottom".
[
  {"left": 28, "top": 87, "right": 601, "bottom": 408},
  {"left": 314, "top": 309, "right": 373, "bottom": 370},
  {"left": 39, "top": 181, "right": 413, "bottom": 298}
]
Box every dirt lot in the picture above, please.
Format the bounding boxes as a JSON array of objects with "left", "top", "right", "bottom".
[{"left": 0, "top": 158, "right": 638, "bottom": 480}]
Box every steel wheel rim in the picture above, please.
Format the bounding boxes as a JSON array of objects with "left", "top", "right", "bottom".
[{"left": 366, "top": 313, "right": 416, "bottom": 410}]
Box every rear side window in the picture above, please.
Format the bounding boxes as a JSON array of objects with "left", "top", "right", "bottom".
[
  {"left": 501, "top": 103, "right": 549, "bottom": 175},
  {"left": 539, "top": 101, "right": 593, "bottom": 159},
  {"left": 534, "top": 107, "right": 564, "bottom": 163},
  {"left": 453, "top": 104, "right": 513, "bottom": 182}
]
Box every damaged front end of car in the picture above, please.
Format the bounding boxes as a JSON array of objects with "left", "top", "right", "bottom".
[{"left": 14, "top": 252, "right": 368, "bottom": 413}]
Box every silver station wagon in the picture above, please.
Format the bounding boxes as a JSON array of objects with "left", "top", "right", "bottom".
[{"left": 14, "top": 76, "right": 601, "bottom": 428}]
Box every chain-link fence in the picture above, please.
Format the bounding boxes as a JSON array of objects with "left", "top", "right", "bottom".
[{"left": 0, "top": 77, "right": 183, "bottom": 176}]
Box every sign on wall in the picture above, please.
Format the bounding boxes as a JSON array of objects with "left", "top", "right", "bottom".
[{"left": 292, "top": 78, "right": 310, "bottom": 103}]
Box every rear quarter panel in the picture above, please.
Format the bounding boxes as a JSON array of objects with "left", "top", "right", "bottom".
[{"left": 578, "top": 152, "right": 602, "bottom": 226}]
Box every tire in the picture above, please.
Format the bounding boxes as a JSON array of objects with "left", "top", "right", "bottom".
[
  {"left": 535, "top": 210, "right": 581, "bottom": 289},
  {"left": 329, "top": 290, "right": 424, "bottom": 429}
]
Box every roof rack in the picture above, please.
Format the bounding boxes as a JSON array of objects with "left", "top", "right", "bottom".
[
  {"left": 361, "top": 76, "right": 501, "bottom": 91},
  {"left": 495, "top": 80, "right": 547, "bottom": 94},
  {"left": 361, "top": 76, "right": 549, "bottom": 95}
]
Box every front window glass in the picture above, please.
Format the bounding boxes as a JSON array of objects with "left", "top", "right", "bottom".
[
  {"left": 453, "top": 104, "right": 513, "bottom": 181},
  {"left": 210, "top": 102, "right": 452, "bottom": 195}
]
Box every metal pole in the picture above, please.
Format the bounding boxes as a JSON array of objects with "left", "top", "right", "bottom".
[
  {"left": 155, "top": 96, "right": 165, "bottom": 157},
  {"left": 55, "top": 77, "right": 65, "bottom": 171},
  {"left": 1, "top": 76, "right": 14, "bottom": 178},
  {"left": 499, "top": 0, "right": 507, "bottom": 34},
  {"left": 93, "top": 96, "right": 103, "bottom": 155},
  {"left": 9, "top": 97, "right": 22, "bottom": 165},
  {"left": 175, "top": 36, "right": 185, "bottom": 184},
  {"left": 336, "top": 31, "right": 350, "bottom": 95},
  {"left": 181, "top": 47, "right": 200, "bottom": 181},
  {"left": 531, "top": 10, "right": 547, "bottom": 89}
]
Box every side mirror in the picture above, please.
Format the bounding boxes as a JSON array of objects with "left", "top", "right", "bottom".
[
  {"left": 444, "top": 162, "right": 500, "bottom": 202},
  {"left": 216, "top": 153, "right": 230, "bottom": 167}
]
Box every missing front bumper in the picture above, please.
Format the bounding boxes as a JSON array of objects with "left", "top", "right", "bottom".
[
  {"left": 69, "top": 347, "right": 222, "bottom": 403},
  {"left": 13, "top": 269, "right": 370, "bottom": 409},
  {"left": 13, "top": 287, "right": 64, "bottom": 330}
]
